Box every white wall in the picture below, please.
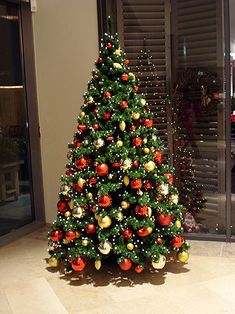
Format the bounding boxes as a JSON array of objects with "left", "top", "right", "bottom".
[{"left": 32, "top": 0, "right": 98, "bottom": 222}]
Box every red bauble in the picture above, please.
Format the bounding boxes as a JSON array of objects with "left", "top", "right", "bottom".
[
  {"left": 98, "top": 195, "right": 112, "bottom": 207},
  {"left": 93, "top": 108, "right": 99, "bottom": 114},
  {"left": 144, "top": 181, "right": 152, "bottom": 190},
  {"left": 231, "top": 113, "right": 235, "bottom": 123},
  {"left": 122, "top": 229, "right": 132, "bottom": 239},
  {"left": 98, "top": 57, "right": 103, "bottom": 63},
  {"left": 172, "top": 235, "right": 184, "bottom": 248},
  {"left": 73, "top": 138, "right": 81, "bottom": 148},
  {"left": 144, "top": 119, "right": 153, "bottom": 128},
  {"left": 112, "top": 162, "right": 121, "bottom": 168},
  {"left": 104, "top": 91, "right": 111, "bottom": 99},
  {"left": 154, "top": 151, "right": 163, "bottom": 163},
  {"left": 137, "top": 228, "right": 149, "bottom": 237},
  {"left": 89, "top": 177, "right": 97, "bottom": 184},
  {"left": 131, "top": 179, "right": 142, "bottom": 189},
  {"left": 120, "top": 100, "right": 128, "bottom": 109},
  {"left": 65, "top": 230, "right": 76, "bottom": 241},
  {"left": 71, "top": 256, "right": 86, "bottom": 271},
  {"left": 93, "top": 124, "right": 99, "bottom": 130},
  {"left": 133, "top": 160, "right": 139, "bottom": 167},
  {"left": 103, "top": 112, "right": 111, "bottom": 120},
  {"left": 156, "top": 237, "right": 163, "bottom": 244},
  {"left": 132, "top": 137, "right": 143, "bottom": 147},
  {"left": 135, "top": 265, "right": 144, "bottom": 273},
  {"left": 119, "top": 258, "right": 132, "bottom": 271},
  {"left": 85, "top": 224, "right": 96, "bottom": 235},
  {"left": 96, "top": 163, "right": 109, "bottom": 176},
  {"left": 134, "top": 85, "right": 139, "bottom": 92},
  {"left": 77, "top": 124, "right": 87, "bottom": 132},
  {"left": 130, "top": 125, "right": 136, "bottom": 131},
  {"left": 57, "top": 200, "right": 68, "bottom": 213},
  {"left": 65, "top": 170, "right": 74, "bottom": 176},
  {"left": 121, "top": 73, "right": 128, "bottom": 81},
  {"left": 106, "top": 136, "right": 114, "bottom": 141},
  {"left": 124, "top": 59, "right": 129, "bottom": 66},
  {"left": 158, "top": 213, "right": 171, "bottom": 226},
  {"left": 164, "top": 173, "right": 174, "bottom": 185},
  {"left": 51, "top": 230, "right": 63, "bottom": 242},
  {"left": 75, "top": 156, "right": 89, "bottom": 169},
  {"left": 135, "top": 205, "right": 148, "bottom": 217},
  {"left": 106, "top": 42, "right": 112, "bottom": 48}
]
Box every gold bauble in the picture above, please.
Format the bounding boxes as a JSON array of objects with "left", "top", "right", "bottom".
[
  {"left": 144, "top": 148, "right": 150, "bottom": 154},
  {"left": 119, "top": 121, "right": 126, "bottom": 131},
  {"left": 98, "top": 216, "right": 112, "bottom": 228},
  {"left": 94, "top": 213, "right": 100, "bottom": 220},
  {"left": 64, "top": 211, "right": 71, "bottom": 218},
  {"left": 147, "top": 227, "right": 153, "bottom": 234},
  {"left": 147, "top": 207, "right": 152, "bottom": 217},
  {"left": 121, "top": 201, "right": 130, "bottom": 209},
  {"left": 60, "top": 184, "right": 70, "bottom": 195},
  {"left": 152, "top": 255, "right": 166, "bottom": 269},
  {"left": 127, "top": 243, "right": 134, "bottom": 251},
  {"left": 94, "top": 138, "right": 104, "bottom": 148},
  {"left": 113, "top": 62, "right": 122, "bottom": 69},
  {"left": 144, "top": 161, "right": 156, "bottom": 172},
  {"left": 87, "top": 192, "right": 93, "bottom": 198},
  {"left": 75, "top": 231, "right": 81, "bottom": 238},
  {"left": 48, "top": 245, "right": 55, "bottom": 251},
  {"left": 98, "top": 241, "right": 112, "bottom": 255},
  {"left": 177, "top": 251, "right": 189, "bottom": 263},
  {"left": 116, "top": 140, "right": 123, "bottom": 147},
  {"left": 132, "top": 112, "right": 140, "bottom": 120},
  {"left": 114, "top": 49, "right": 121, "bottom": 56},
  {"left": 143, "top": 137, "right": 148, "bottom": 144},
  {"left": 82, "top": 239, "right": 89, "bottom": 247},
  {"left": 69, "top": 200, "right": 74, "bottom": 209},
  {"left": 63, "top": 239, "right": 70, "bottom": 244},
  {"left": 122, "top": 159, "right": 132, "bottom": 170},
  {"left": 175, "top": 220, "right": 181, "bottom": 228},
  {"left": 48, "top": 257, "right": 59, "bottom": 267},
  {"left": 95, "top": 260, "right": 102, "bottom": 270},
  {"left": 77, "top": 177, "right": 85, "bottom": 188},
  {"left": 72, "top": 207, "right": 85, "bottom": 218},
  {"left": 79, "top": 111, "right": 86, "bottom": 118},
  {"left": 140, "top": 98, "right": 146, "bottom": 106},
  {"left": 115, "top": 212, "right": 124, "bottom": 221},
  {"left": 128, "top": 72, "right": 136, "bottom": 80},
  {"left": 123, "top": 175, "right": 130, "bottom": 186},
  {"left": 87, "top": 96, "right": 94, "bottom": 104}
]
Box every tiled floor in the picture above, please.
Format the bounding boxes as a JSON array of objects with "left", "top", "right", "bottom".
[{"left": 0, "top": 227, "right": 235, "bottom": 314}]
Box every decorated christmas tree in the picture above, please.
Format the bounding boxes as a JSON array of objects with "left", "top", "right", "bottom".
[{"left": 48, "top": 19, "right": 189, "bottom": 274}]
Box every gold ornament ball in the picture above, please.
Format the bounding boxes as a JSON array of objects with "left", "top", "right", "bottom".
[
  {"left": 79, "top": 111, "right": 86, "bottom": 118},
  {"left": 140, "top": 98, "right": 146, "bottom": 106},
  {"left": 75, "top": 231, "right": 81, "bottom": 238},
  {"left": 127, "top": 243, "right": 134, "bottom": 251},
  {"left": 63, "top": 239, "right": 70, "bottom": 245},
  {"left": 48, "top": 257, "right": 59, "bottom": 267},
  {"left": 122, "top": 159, "right": 132, "bottom": 170},
  {"left": 147, "top": 227, "right": 153, "bottom": 234},
  {"left": 82, "top": 239, "right": 89, "bottom": 247},
  {"left": 177, "top": 251, "right": 189, "bottom": 263},
  {"left": 148, "top": 207, "right": 152, "bottom": 217},
  {"left": 116, "top": 140, "right": 123, "bottom": 147},
  {"left": 77, "top": 177, "right": 85, "bottom": 188},
  {"left": 98, "top": 241, "right": 112, "bottom": 255},
  {"left": 115, "top": 49, "right": 121, "bottom": 56},
  {"left": 144, "top": 161, "right": 156, "bottom": 172},
  {"left": 64, "top": 211, "right": 71, "bottom": 218},
  {"left": 87, "top": 192, "right": 93, "bottom": 198},
  {"left": 119, "top": 121, "right": 126, "bottom": 131},
  {"left": 128, "top": 72, "right": 136, "bottom": 80},
  {"left": 121, "top": 201, "right": 130, "bottom": 209},
  {"left": 144, "top": 148, "right": 150, "bottom": 154},
  {"left": 175, "top": 220, "right": 181, "bottom": 228},
  {"left": 123, "top": 175, "right": 130, "bottom": 186},
  {"left": 115, "top": 212, "right": 124, "bottom": 221},
  {"left": 98, "top": 216, "right": 112, "bottom": 228},
  {"left": 152, "top": 255, "right": 166, "bottom": 269},
  {"left": 95, "top": 260, "right": 102, "bottom": 270},
  {"left": 72, "top": 207, "right": 85, "bottom": 218},
  {"left": 69, "top": 200, "right": 74, "bottom": 209},
  {"left": 132, "top": 112, "right": 140, "bottom": 120},
  {"left": 94, "top": 213, "right": 100, "bottom": 220},
  {"left": 48, "top": 245, "right": 55, "bottom": 251}
]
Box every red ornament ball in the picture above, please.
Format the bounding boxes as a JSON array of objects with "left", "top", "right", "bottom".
[
  {"left": 73, "top": 138, "right": 80, "bottom": 148},
  {"left": 112, "top": 162, "right": 121, "bottom": 168},
  {"left": 98, "top": 195, "right": 112, "bottom": 207},
  {"left": 92, "top": 124, "right": 99, "bottom": 130},
  {"left": 144, "top": 119, "right": 153, "bottom": 128},
  {"left": 51, "top": 229, "right": 63, "bottom": 242},
  {"left": 75, "top": 156, "right": 89, "bottom": 169},
  {"left": 133, "top": 160, "right": 139, "bottom": 167},
  {"left": 85, "top": 224, "right": 96, "bottom": 235},
  {"left": 122, "top": 229, "right": 132, "bottom": 239},
  {"left": 65, "top": 170, "right": 74, "bottom": 176},
  {"left": 106, "top": 42, "right": 112, "bottom": 48},
  {"left": 103, "top": 111, "right": 111, "bottom": 120},
  {"left": 65, "top": 230, "right": 76, "bottom": 241},
  {"left": 144, "top": 181, "right": 152, "bottom": 190},
  {"left": 120, "top": 100, "right": 128, "bottom": 109},
  {"left": 156, "top": 237, "right": 163, "bottom": 244},
  {"left": 121, "top": 73, "right": 128, "bottom": 81},
  {"left": 119, "top": 258, "right": 132, "bottom": 271},
  {"left": 135, "top": 205, "right": 148, "bottom": 217},
  {"left": 130, "top": 125, "right": 136, "bottom": 131},
  {"left": 132, "top": 137, "right": 143, "bottom": 147},
  {"left": 137, "top": 228, "right": 149, "bottom": 237},
  {"left": 57, "top": 200, "right": 68, "bottom": 213},
  {"left": 104, "top": 91, "right": 111, "bottom": 99},
  {"left": 134, "top": 85, "right": 139, "bottom": 92},
  {"left": 158, "top": 213, "right": 171, "bottom": 226},
  {"left": 154, "top": 151, "right": 163, "bottom": 163},
  {"left": 106, "top": 136, "right": 114, "bottom": 141},
  {"left": 77, "top": 124, "right": 87, "bottom": 132},
  {"left": 93, "top": 108, "right": 99, "bottom": 114},
  {"left": 172, "top": 235, "right": 184, "bottom": 248},
  {"left": 164, "top": 173, "right": 174, "bottom": 185},
  {"left": 98, "top": 57, "right": 103, "bottom": 63},
  {"left": 135, "top": 265, "right": 144, "bottom": 273},
  {"left": 124, "top": 59, "right": 129, "bottom": 66},
  {"left": 131, "top": 179, "right": 142, "bottom": 189},
  {"left": 96, "top": 163, "right": 109, "bottom": 176},
  {"left": 71, "top": 256, "right": 86, "bottom": 271},
  {"left": 89, "top": 177, "right": 97, "bottom": 184}
]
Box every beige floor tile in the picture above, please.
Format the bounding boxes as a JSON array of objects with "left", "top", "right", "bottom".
[{"left": 0, "top": 289, "right": 12, "bottom": 314}]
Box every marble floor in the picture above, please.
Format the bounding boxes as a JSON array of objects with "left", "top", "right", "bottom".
[{"left": 0, "top": 227, "right": 235, "bottom": 314}]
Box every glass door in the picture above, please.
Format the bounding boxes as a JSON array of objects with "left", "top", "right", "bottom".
[{"left": 0, "top": 0, "right": 34, "bottom": 236}]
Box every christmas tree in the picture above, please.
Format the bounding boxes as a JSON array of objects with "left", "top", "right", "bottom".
[{"left": 48, "top": 19, "right": 189, "bottom": 274}]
